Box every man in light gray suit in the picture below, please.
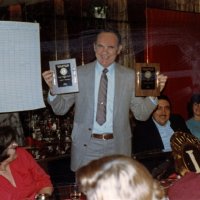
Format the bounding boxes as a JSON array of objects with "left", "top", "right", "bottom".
[{"left": 42, "top": 29, "right": 167, "bottom": 172}]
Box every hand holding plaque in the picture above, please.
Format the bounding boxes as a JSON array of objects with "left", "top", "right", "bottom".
[
  {"left": 135, "top": 63, "right": 160, "bottom": 97},
  {"left": 49, "top": 58, "right": 79, "bottom": 94}
]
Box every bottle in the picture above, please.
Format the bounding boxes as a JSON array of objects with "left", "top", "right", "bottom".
[{"left": 35, "top": 194, "right": 50, "bottom": 200}]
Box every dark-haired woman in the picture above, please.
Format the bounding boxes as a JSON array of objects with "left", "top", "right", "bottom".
[
  {"left": 186, "top": 94, "right": 200, "bottom": 139},
  {"left": 0, "top": 126, "right": 53, "bottom": 200}
]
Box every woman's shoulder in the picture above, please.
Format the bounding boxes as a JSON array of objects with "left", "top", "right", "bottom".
[
  {"left": 186, "top": 118, "right": 194, "bottom": 124},
  {"left": 16, "top": 147, "right": 32, "bottom": 158},
  {"left": 12, "top": 147, "right": 33, "bottom": 167}
]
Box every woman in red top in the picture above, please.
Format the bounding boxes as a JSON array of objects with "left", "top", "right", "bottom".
[{"left": 0, "top": 126, "right": 53, "bottom": 200}]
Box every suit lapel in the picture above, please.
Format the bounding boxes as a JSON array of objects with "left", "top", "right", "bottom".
[
  {"left": 113, "top": 63, "right": 123, "bottom": 119},
  {"left": 86, "top": 61, "right": 96, "bottom": 122}
]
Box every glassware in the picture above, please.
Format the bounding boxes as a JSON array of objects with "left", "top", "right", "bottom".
[
  {"left": 69, "top": 184, "right": 81, "bottom": 200},
  {"left": 35, "top": 193, "right": 50, "bottom": 200}
]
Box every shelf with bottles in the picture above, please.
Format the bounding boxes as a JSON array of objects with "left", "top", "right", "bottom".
[{"left": 21, "top": 105, "right": 74, "bottom": 160}]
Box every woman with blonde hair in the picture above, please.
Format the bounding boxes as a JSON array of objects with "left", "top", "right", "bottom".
[{"left": 77, "top": 155, "right": 165, "bottom": 200}]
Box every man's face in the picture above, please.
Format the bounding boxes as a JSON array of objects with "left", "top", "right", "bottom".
[
  {"left": 152, "top": 99, "right": 171, "bottom": 126},
  {"left": 94, "top": 32, "right": 122, "bottom": 68}
]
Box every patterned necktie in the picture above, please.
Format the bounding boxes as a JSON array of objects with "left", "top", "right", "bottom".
[{"left": 96, "top": 68, "right": 108, "bottom": 125}]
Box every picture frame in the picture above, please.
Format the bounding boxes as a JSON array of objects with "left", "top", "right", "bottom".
[
  {"left": 49, "top": 58, "right": 79, "bottom": 94},
  {"left": 135, "top": 63, "right": 160, "bottom": 97}
]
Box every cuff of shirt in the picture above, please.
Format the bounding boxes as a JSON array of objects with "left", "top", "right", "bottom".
[
  {"left": 48, "top": 91, "right": 57, "bottom": 102},
  {"left": 149, "top": 96, "right": 158, "bottom": 105}
]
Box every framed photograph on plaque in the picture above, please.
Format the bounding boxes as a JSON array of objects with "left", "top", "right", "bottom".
[
  {"left": 135, "top": 63, "right": 160, "bottom": 97},
  {"left": 49, "top": 58, "right": 79, "bottom": 94}
]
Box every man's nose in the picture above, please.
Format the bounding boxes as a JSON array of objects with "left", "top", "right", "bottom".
[
  {"left": 102, "top": 46, "right": 109, "bottom": 52},
  {"left": 160, "top": 108, "right": 167, "bottom": 114}
]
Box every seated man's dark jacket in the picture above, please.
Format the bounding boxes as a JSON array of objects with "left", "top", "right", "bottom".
[{"left": 132, "top": 114, "right": 191, "bottom": 154}]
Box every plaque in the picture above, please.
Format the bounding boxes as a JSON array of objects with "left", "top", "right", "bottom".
[
  {"left": 135, "top": 63, "right": 160, "bottom": 97},
  {"left": 49, "top": 58, "right": 79, "bottom": 94}
]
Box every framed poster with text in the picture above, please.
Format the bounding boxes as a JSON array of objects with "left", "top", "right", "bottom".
[
  {"left": 135, "top": 63, "right": 160, "bottom": 97},
  {"left": 49, "top": 58, "right": 79, "bottom": 94}
]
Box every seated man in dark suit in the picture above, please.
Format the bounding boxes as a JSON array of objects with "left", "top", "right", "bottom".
[{"left": 132, "top": 95, "right": 191, "bottom": 178}]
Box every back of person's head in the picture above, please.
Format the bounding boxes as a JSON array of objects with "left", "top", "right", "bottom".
[
  {"left": 77, "top": 155, "right": 165, "bottom": 200},
  {"left": 0, "top": 126, "right": 17, "bottom": 162},
  {"left": 187, "top": 93, "right": 200, "bottom": 118}
]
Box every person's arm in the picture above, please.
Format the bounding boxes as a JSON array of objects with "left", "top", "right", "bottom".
[
  {"left": 19, "top": 148, "right": 54, "bottom": 196},
  {"left": 48, "top": 92, "right": 75, "bottom": 115},
  {"left": 149, "top": 96, "right": 158, "bottom": 104},
  {"left": 148, "top": 74, "right": 168, "bottom": 103},
  {"left": 139, "top": 74, "right": 168, "bottom": 118},
  {"left": 157, "top": 74, "right": 168, "bottom": 92},
  {"left": 131, "top": 96, "right": 157, "bottom": 121},
  {"left": 42, "top": 70, "right": 75, "bottom": 115},
  {"left": 130, "top": 72, "right": 167, "bottom": 121},
  {"left": 42, "top": 70, "right": 55, "bottom": 95}
]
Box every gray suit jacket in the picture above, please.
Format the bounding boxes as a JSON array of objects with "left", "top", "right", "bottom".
[{"left": 48, "top": 60, "right": 157, "bottom": 171}]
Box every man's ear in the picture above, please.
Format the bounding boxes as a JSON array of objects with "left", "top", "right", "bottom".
[
  {"left": 93, "top": 43, "right": 97, "bottom": 52},
  {"left": 117, "top": 44, "right": 123, "bottom": 54}
]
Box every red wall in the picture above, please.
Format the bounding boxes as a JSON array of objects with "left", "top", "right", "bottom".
[{"left": 147, "top": 8, "right": 200, "bottom": 119}]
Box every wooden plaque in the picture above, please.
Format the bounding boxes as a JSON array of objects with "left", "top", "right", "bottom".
[{"left": 135, "top": 63, "right": 160, "bottom": 97}]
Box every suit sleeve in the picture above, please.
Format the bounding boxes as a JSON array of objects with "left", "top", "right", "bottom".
[{"left": 48, "top": 92, "right": 75, "bottom": 115}]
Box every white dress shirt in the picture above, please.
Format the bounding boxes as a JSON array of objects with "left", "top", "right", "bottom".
[{"left": 153, "top": 119, "right": 174, "bottom": 152}]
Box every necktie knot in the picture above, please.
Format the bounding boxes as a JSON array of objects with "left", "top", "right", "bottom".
[{"left": 103, "top": 68, "right": 108, "bottom": 74}]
